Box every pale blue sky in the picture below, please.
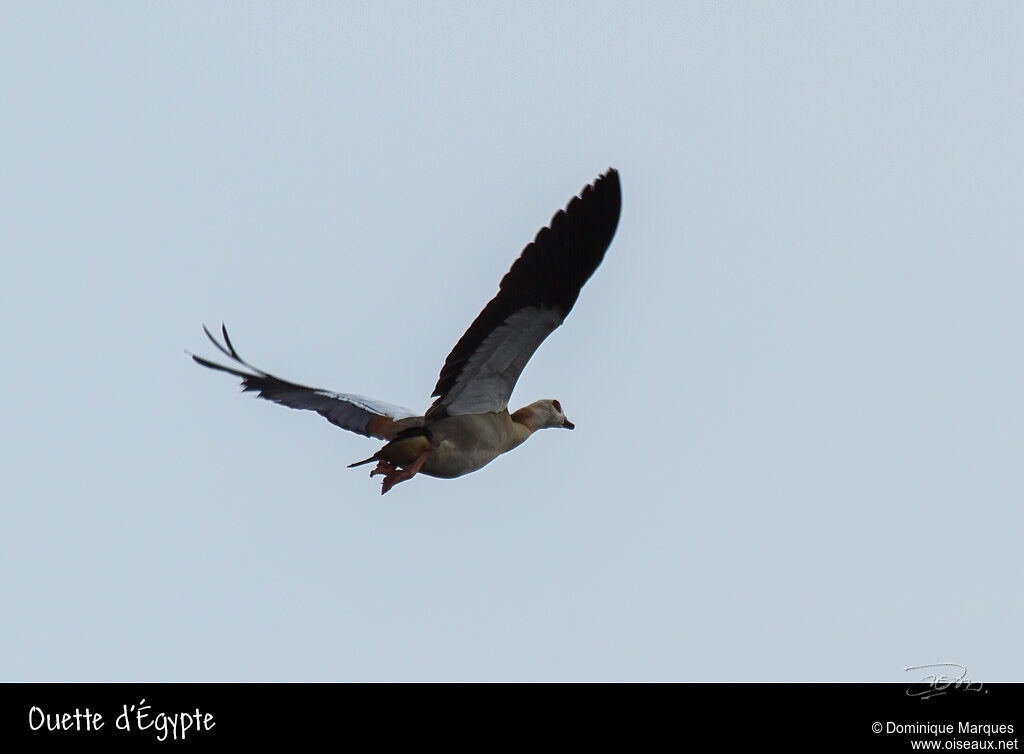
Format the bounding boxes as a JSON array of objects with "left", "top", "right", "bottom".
[{"left": 2, "top": 2, "right": 1022, "bottom": 681}]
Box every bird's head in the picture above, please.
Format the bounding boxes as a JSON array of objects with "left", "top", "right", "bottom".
[{"left": 516, "top": 398, "right": 574, "bottom": 431}]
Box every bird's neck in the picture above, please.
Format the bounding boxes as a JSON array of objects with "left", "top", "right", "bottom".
[{"left": 509, "top": 405, "right": 542, "bottom": 448}]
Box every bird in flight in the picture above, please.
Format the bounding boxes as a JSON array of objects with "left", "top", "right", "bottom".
[{"left": 191, "top": 168, "right": 622, "bottom": 494}]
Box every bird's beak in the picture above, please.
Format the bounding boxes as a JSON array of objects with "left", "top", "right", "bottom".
[{"left": 562, "top": 418, "right": 575, "bottom": 430}]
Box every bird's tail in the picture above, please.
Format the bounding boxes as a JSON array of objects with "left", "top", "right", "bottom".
[
  {"left": 348, "top": 454, "right": 379, "bottom": 468},
  {"left": 348, "top": 427, "right": 433, "bottom": 469}
]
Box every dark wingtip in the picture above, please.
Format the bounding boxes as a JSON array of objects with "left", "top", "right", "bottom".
[
  {"left": 598, "top": 167, "right": 621, "bottom": 198},
  {"left": 199, "top": 321, "right": 249, "bottom": 364},
  {"left": 220, "top": 323, "right": 241, "bottom": 360},
  {"left": 202, "top": 323, "right": 232, "bottom": 360}
]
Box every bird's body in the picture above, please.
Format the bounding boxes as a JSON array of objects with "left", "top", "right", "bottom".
[
  {"left": 420, "top": 411, "right": 528, "bottom": 478},
  {"left": 364, "top": 410, "right": 528, "bottom": 479},
  {"left": 191, "top": 169, "right": 621, "bottom": 494}
]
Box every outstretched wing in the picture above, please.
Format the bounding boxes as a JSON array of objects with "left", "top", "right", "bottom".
[
  {"left": 191, "top": 325, "right": 420, "bottom": 440},
  {"left": 427, "top": 168, "right": 622, "bottom": 418}
]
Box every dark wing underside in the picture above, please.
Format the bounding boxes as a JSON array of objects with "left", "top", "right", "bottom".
[{"left": 427, "top": 168, "right": 622, "bottom": 418}]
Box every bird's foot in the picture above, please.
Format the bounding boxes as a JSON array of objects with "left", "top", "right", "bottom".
[
  {"left": 379, "top": 452, "right": 430, "bottom": 495},
  {"left": 381, "top": 468, "right": 414, "bottom": 495},
  {"left": 370, "top": 460, "right": 396, "bottom": 478}
]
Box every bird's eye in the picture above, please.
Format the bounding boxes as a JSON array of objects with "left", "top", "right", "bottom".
[{"left": 552, "top": 400, "right": 562, "bottom": 413}]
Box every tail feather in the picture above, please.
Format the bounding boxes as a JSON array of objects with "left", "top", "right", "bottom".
[
  {"left": 348, "top": 454, "right": 379, "bottom": 468},
  {"left": 348, "top": 427, "right": 433, "bottom": 470}
]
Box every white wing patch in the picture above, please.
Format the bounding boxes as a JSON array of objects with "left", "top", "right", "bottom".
[
  {"left": 323, "top": 392, "right": 418, "bottom": 421},
  {"left": 441, "top": 306, "right": 562, "bottom": 415}
]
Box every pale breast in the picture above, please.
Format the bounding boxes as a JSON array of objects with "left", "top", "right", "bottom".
[{"left": 418, "top": 411, "right": 519, "bottom": 479}]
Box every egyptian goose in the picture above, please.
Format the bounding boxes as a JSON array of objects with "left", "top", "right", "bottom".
[{"left": 191, "top": 168, "right": 621, "bottom": 494}]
